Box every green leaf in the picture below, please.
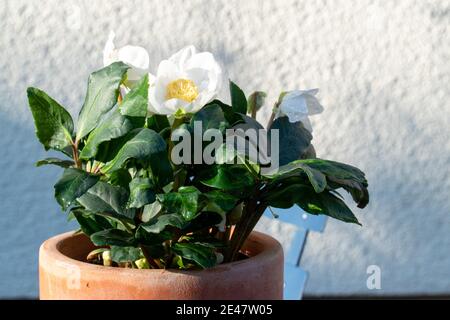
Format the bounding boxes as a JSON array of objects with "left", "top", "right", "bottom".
[
  {"left": 80, "top": 108, "right": 144, "bottom": 160},
  {"left": 77, "top": 181, "right": 135, "bottom": 220},
  {"left": 316, "top": 192, "right": 361, "bottom": 225},
  {"left": 157, "top": 186, "right": 205, "bottom": 221},
  {"left": 110, "top": 246, "right": 142, "bottom": 263},
  {"left": 90, "top": 229, "right": 135, "bottom": 247},
  {"left": 128, "top": 177, "right": 155, "bottom": 208},
  {"left": 263, "top": 161, "right": 327, "bottom": 193},
  {"left": 135, "top": 228, "right": 173, "bottom": 246},
  {"left": 229, "top": 81, "right": 247, "bottom": 114},
  {"left": 138, "top": 213, "right": 187, "bottom": 234},
  {"left": 79, "top": 73, "right": 148, "bottom": 160},
  {"left": 190, "top": 103, "right": 228, "bottom": 133},
  {"left": 36, "top": 158, "right": 74, "bottom": 168},
  {"left": 71, "top": 208, "right": 114, "bottom": 236},
  {"left": 27, "top": 87, "right": 74, "bottom": 151},
  {"left": 101, "top": 128, "right": 173, "bottom": 188},
  {"left": 119, "top": 74, "right": 149, "bottom": 118},
  {"left": 141, "top": 201, "right": 162, "bottom": 222},
  {"left": 54, "top": 168, "right": 99, "bottom": 210},
  {"left": 247, "top": 91, "right": 266, "bottom": 117},
  {"left": 76, "top": 62, "right": 129, "bottom": 141},
  {"left": 199, "top": 165, "right": 255, "bottom": 191},
  {"left": 172, "top": 242, "right": 217, "bottom": 269},
  {"left": 269, "top": 116, "right": 312, "bottom": 166},
  {"left": 146, "top": 114, "right": 170, "bottom": 133},
  {"left": 108, "top": 168, "right": 132, "bottom": 189},
  {"left": 265, "top": 184, "right": 360, "bottom": 225},
  {"left": 207, "top": 99, "right": 245, "bottom": 126},
  {"left": 204, "top": 191, "right": 239, "bottom": 215},
  {"left": 296, "top": 159, "right": 369, "bottom": 208}
]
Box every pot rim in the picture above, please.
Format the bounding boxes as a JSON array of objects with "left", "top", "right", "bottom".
[{"left": 40, "top": 230, "right": 282, "bottom": 275}]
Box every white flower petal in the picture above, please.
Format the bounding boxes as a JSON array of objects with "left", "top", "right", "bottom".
[
  {"left": 186, "top": 68, "right": 210, "bottom": 91},
  {"left": 304, "top": 93, "right": 324, "bottom": 115},
  {"left": 169, "top": 45, "right": 197, "bottom": 69},
  {"left": 117, "top": 45, "right": 149, "bottom": 70},
  {"left": 148, "top": 73, "right": 157, "bottom": 86},
  {"left": 103, "top": 31, "right": 117, "bottom": 67},
  {"left": 157, "top": 60, "right": 182, "bottom": 83},
  {"left": 279, "top": 92, "right": 309, "bottom": 119},
  {"left": 277, "top": 89, "right": 324, "bottom": 133},
  {"left": 148, "top": 45, "right": 222, "bottom": 115},
  {"left": 102, "top": 31, "right": 150, "bottom": 83},
  {"left": 163, "top": 98, "right": 189, "bottom": 114},
  {"left": 195, "top": 90, "right": 217, "bottom": 108}
]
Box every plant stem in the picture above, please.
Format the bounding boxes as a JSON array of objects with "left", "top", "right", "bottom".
[
  {"left": 228, "top": 202, "right": 267, "bottom": 262},
  {"left": 267, "top": 102, "right": 280, "bottom": 129},
  {"left": 72, "top": 140, "right": 82, "bottom": 169}
]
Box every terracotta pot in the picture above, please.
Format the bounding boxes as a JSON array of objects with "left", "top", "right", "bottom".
[{"left": 39, "top": 230, "right": 284, "bottom": 300}]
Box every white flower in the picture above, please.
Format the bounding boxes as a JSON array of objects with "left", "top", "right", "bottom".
[
  {"left": 148, "top": 45, "right": 222, "bottom": 115},
  {"left": 277, "top": 89, "right": 324, "bottom": 132},
  {"left": 103, "top": 31, "right": 150, "bottom": 83}
]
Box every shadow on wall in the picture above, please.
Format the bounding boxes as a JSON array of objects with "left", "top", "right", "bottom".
[{"left": 0, "top": 112, "right": 76, "bottom": 297}]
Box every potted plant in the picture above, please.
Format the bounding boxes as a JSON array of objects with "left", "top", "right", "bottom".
[{"left": 31, "top": 35, "right": 369, "bottom": 300}]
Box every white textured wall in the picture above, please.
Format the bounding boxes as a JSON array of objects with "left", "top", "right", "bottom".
[{"left": 0, "top": 0, "right": 449, "bottom": 298}]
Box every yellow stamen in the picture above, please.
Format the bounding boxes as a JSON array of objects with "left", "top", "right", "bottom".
[{"left": 166, "top": 79, "right": 199, "bottom": 102}]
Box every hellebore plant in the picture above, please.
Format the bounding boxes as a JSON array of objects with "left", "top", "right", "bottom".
[{"left": 27, "top": 38, "right": 369, "bottom": 270}]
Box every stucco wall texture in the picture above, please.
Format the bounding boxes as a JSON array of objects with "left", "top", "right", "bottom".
[{"left": 0, "top": 0, "right": 449, "bottom": 298}]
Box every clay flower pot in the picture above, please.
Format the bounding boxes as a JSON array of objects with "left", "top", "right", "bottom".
[{"left": 39, "top": 231, "right": 284, "bottom": 300}]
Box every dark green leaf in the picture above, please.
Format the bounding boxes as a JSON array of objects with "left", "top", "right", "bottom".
[
  {"left": 79, "top": 75, "right": 148, "bottom": 159},
  {"left": 157, "top": 186, "right": 205, "bottom": 221},
  {"left": 265, "top": 184, "right": 360, "bottom": 225},
  {"left": 269, "top": 116, "right": 312, "bottom": 166},
  {"left": 296, "top": 159, "right": 369, "bottom": 208},
  {"left": 135, "top": 228, "right": 173, "bottom": 246},
  {"left": 128, "top": 177, "right": 155, "bottom": 208},
  {"left": 27, "top": 87, "right": 74, "bottom": 151},
  {"left": 119, "top": 74, "right": 148, "bottom": 118},
  {"left": 36, "top": 158, "right": 74, "bottom": 168},
  {"left": 316, "top": 192, "right": 361, "bottom": 225},
  {"left": 190, "top": 103, "right": 227, "bottom": 133},
  {"left": 172, "top": 242, "right": 217, "bottom": 269},
  {"left": 80, "top": 108, "right": 143, "bottom": 160},
  {"left": 146, "top": 114, "right": 170, "bottom": 133},
  {"left": 101, "top": 128, "right": 173, "bottom": 188},
  {"left": 71, "top": 208, "right": 114, "bottom": 236},
  {"left": 110, "top": 246, "right": 142, "bottom": 263},
  {"left": 76, "top": 62, "right": 129, "bottom": 141},
  {"left": 90, "top": 229, "right": 135, "bottom": 247},
  {"left": 108, "top": 168, "right": 132, "bottom": 189},
  {"left": 204, "top": 191, "right": 239, "bottom": 214},
  {"left": 77, "top": 181, "right": 135, "bottom": 220},
  {"left": 264, "top": 161, "right": 327, "bottom": 193},
  {"left": 207, "top": 99, "right": 245, "bottom": 126},
  {"left": 229, "top": 81, "right": 247, "bottom": 114},
  {"left": 138, "top": 213, "right": 187, "bottom": 234},
  {"left": 54, "top": 168, "right": 99, "bottom": 210},
  {"left": 199, "top": 165, "right": 255, "bottom": 191}
]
